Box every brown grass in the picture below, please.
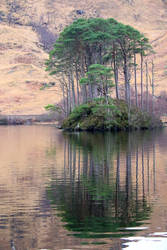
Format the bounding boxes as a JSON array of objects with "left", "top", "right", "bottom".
[{"left": 0, "top": 0, "right": 167, "bottom": 114}]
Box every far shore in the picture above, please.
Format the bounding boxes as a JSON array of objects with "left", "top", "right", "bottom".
[
  {"left": 0, "top": 114, "right": 59, "bottom": 125},
  {"left": 0, "top": 114, "right": 166, "bottom": 128}
]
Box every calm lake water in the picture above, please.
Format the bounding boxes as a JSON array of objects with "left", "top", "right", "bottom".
[{"left": 0, "top": 126, "right": 167, "bottom": 250}]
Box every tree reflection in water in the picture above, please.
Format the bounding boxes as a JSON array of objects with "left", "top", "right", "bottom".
[{"left": 47, "top": 131, "right": 157, "bottom": 240}]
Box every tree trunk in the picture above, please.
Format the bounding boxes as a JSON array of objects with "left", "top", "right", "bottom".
[
  {"left": 61, "top": 75, "right": 67, "bottom": 116},
  {"left": 145, "top": 61, "right": 149, "bottom": 112},
  {"left": 151, "top": 61, "right": 155, "bottom": 114},
  {"left": 140, "top": 52, "right": 143, "bottom": 109},
  {"left": 134, "top": 53, "right": 138, "bottom": 107},
  {"left": 62, "top": 82, "right": 66, "bottom": 116},
  {"left": 123, "top": 56, "right": 130, "bottom": 104},
  {"left": 67, "top": 75, "right": 72, "bottom": 113},
  {"left": 113, "top": 56, "right": 119, "bottom": 99},
  {"left": 70, "top": 65, "right": 76, "bottom": 110},
  {"left": 75, "top": 64, "right": 80, "bottom": 105},
  {"left": 79, "top": 57, "right": 87, "bottom": 104}
]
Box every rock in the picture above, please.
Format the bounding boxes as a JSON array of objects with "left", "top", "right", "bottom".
[{"left": 76, "top": 10, "right": 85, "bottom": 15}]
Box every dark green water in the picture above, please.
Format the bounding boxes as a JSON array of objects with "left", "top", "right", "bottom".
[{"left": 0, "top": 126, "right": 166, "bottom": 249}]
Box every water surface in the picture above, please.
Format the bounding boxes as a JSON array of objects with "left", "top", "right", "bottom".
[{"left": 0, "top": 126, "right": 167, "bottom": 249}]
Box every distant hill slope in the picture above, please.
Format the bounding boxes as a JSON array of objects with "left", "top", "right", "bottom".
[{"left": 0, "top": 0, "right": 167, "bottom": 114}]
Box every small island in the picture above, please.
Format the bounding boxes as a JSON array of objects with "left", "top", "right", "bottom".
[
  {"left": 46, "top": 18, "right": 162, "bottom": 131},
  {"left": 62, "top": 98, "right": 161, "bottom": 131}
]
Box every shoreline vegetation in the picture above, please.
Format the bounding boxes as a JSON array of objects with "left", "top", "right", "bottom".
[
  {"left": 45, "top": 17, "right": 162, "bottom": 131},
  {"left": 62, "top": 98, "right": 162, "bottom": 131}
]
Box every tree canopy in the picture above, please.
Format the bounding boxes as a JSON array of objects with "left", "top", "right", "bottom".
[{"left": 46, "top": 17, "right": 152, "bottom": 115}]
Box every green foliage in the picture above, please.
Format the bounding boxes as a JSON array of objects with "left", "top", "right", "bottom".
[
  {"left": 46, "top": 17, "right": 151, "bottom": 101},
  {"left": 62, "top": 98, "right": 161, "bottom": 131},
  {"left": 45, "top": 16, "right": 154, "bottom": 124},
  {"left": 44, "top": 104, "right": 61, "bottom": 113},
  {"left": 80, "top": 64, "right": 114, "bottom": 89},
  {"left": 47, "top": 17, "right": 151, "bottom": 71},
  {"left": 79, "top": 77, "right": 88, "bottom": 85}
]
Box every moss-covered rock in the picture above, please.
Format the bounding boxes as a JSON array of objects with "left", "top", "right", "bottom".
[{"left": 62, "top": 98, "right": 162, "bottom": 131}]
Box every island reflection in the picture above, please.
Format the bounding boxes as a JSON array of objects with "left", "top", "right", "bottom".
[{"left": 47, "top": 130, "right": 157, "bottom": 241}]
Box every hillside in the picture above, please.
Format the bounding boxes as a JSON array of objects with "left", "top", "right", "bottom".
[{"left": 0, "top": 0, "right": 167, "bottom": 114}]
